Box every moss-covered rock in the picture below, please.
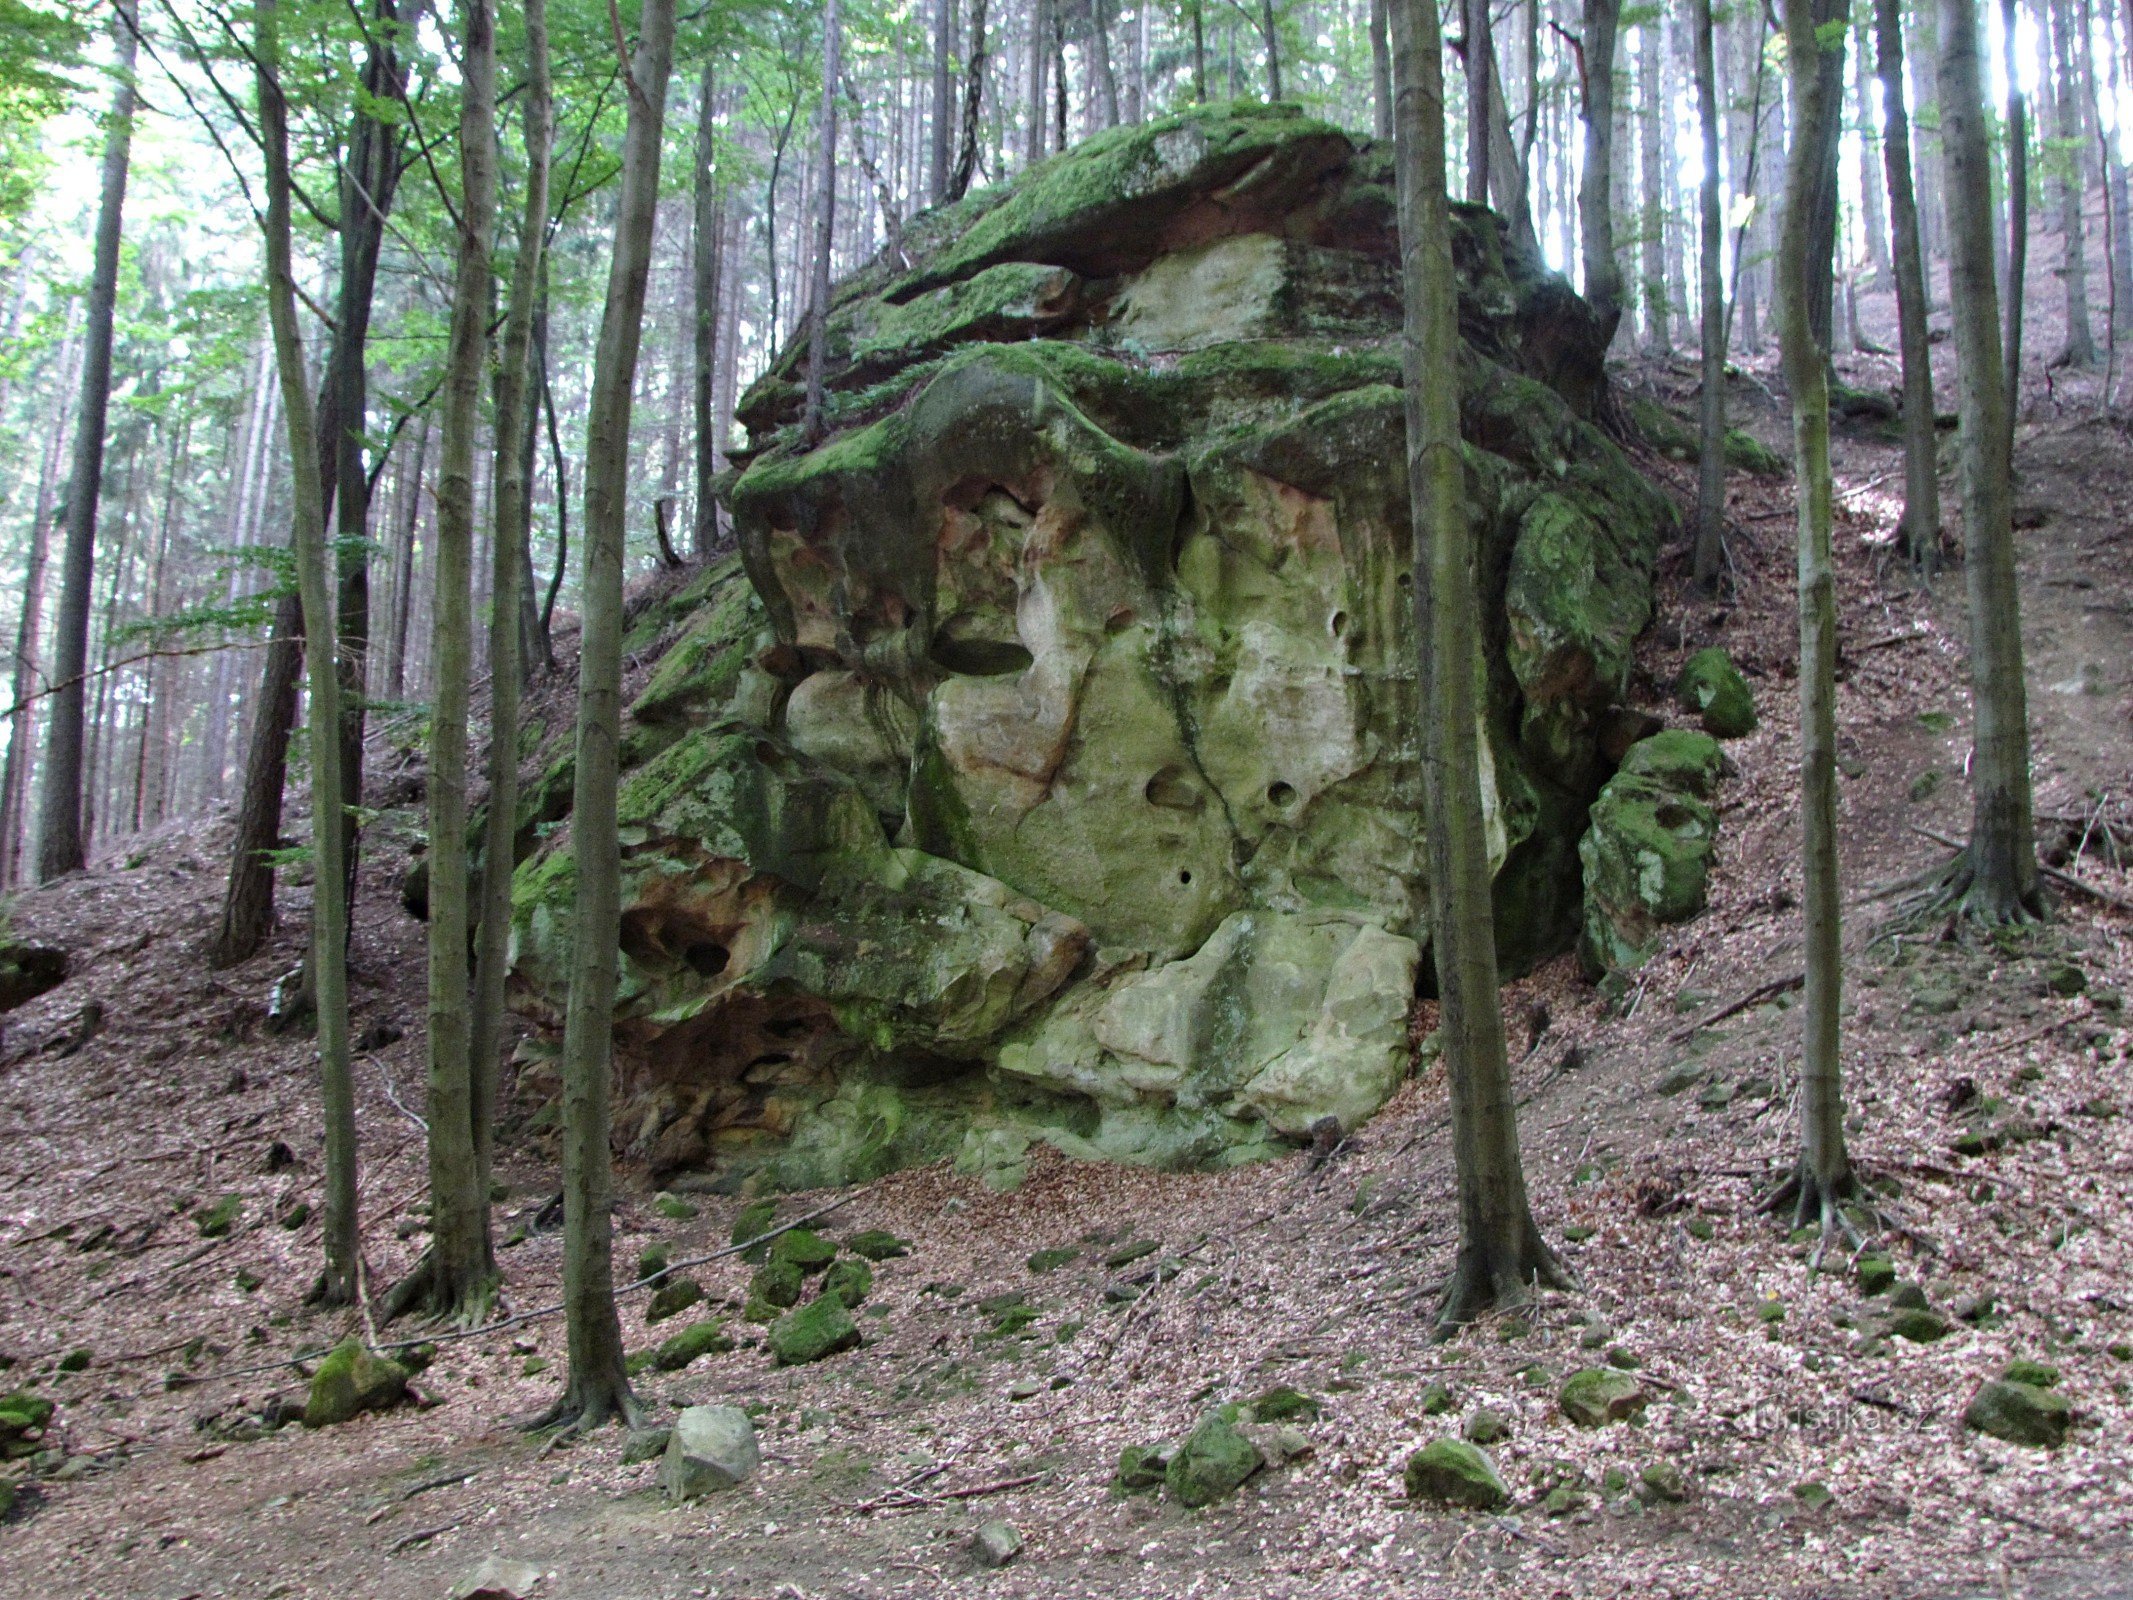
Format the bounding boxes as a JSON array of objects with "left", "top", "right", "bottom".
[
  {"left": 823, "top": 1257, "right": 874, "bottom": 1308},
  {"left": 1164, "top": 1411, "right": 1263, "bottom": 1507},
  {"left": 768, "top": 1228, "right": 837, "bottom": 1273},
  {"left": 653, "top": 1319, "right": 736, "bottom": 1371},
  {"left": 1676, "top": 648, "right": 1758, "bottom": 739},
  {"left": 0, "top": 1390, "right": 54, "bottom": 1460},
  {"left": 1558, "top": 1367, "right": 1648, "bottom": 1427},
  {"left": 510, "top": 103, "right": 1669, "bottom": 1193},
  {"left": 747, "top": 1259, "right": 805, "bottom": 1311},
  {"left": 645, "top": 1276, "right": 706, "bottom": 1324},
  {"left": 845, "top": 1228, "right": 910, "bottom": 1260},
  {"left": 1578, "top": 744, "right": 1721, "bottom": 976},
  {"left": 1404, "top": 1438, "right": 1509, "bottom": 1509},
  {"left": 301, "top": 1339, "right": 407, "bottom": 1429},
  {"left": 1964, "top": 1378, "right": 2071, "bottom": 1448},
  {"left": 768, "top": 1293, "right": 862, "bottom": 1366}
]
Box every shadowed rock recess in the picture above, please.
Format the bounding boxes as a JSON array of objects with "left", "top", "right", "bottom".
[{"left": 509, "top": 103, "right": 1676, "bottom": 1193}]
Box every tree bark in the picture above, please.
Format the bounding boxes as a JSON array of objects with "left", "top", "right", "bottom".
[
  {"left": 2001, "top": 0, "right": 2029, "bottom": 422},
  {"left": 1637, "top": 15, "right": 1669, "bottom": 351},
  {"left": 1775, "top": 0, "right": 1855, "bottom": 1231},
  {"left": 804, "top": 0, "right": 842, "bottom": 442},
  {"left": 1465, "top": 0, "right": 1492, "bottom": 203},
  {"left": 1691, "top": 0, "right": 1727, "bottom": 589},
  {"left": 692, "top": 60, "right": 724, "bottom": 554},
  {"left": 1262, "top": 0, "right": 1283, "bottom": 99},
  {"left": 1370, "top": 0, "right": 1393, "bottom": 138},
  {"left": 1388, "top": 0, "right": 1567, "bottom": 1336},
  {"left": 1576, "top": 0, "right": 1626, "bottom": 345},
  {"left": 471, "top": 0, "right": 551, "bottom": 1300},
  {"left": 930, "top": 0, "right": 955, "bottom": 200},
  {"left": 257, "top": 0, "right": 360, "bottom": 1309},
  {"left": 949, "top": 0, "right": 989, "bottom": 200},
  {"left": 1025, "top": 0, "right": 1049, "bottom": 165},
  {"left": 543, "top": 0, "right": 677, "bottom": 1436},
  {"left": 1091, "top": 0, "right": 1120, "bottom": 126},
  {"left": 1941, "top": 0, "right": 2044, "bottom": 920},
  {"left": 2050, "top": 0, "right": 2095, "bottom": 364},
  {"left": 1875, "top": 0, "right": 1944, "bottom": 564},
  {"left": 37, "top": 0, "right": 137, "bottom": 881}
]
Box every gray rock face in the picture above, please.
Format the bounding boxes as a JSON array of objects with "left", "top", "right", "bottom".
[
  {"left": 659, "top": 1404, "right": 761, "bottom": 1499},
  {"left": 971, "top": 1520, "right": 1024, "bottom": 1569}
]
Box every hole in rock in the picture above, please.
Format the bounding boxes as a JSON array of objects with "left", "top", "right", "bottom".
[
  {"left": 929, "top": 635, "right": 1035, "bottom": 676},
  {"left": 1178, "top": 869, "right": 1194, "bottom": 886},
  {"left": 1144, "top": 765, "right": 1205, "bottom": 811},
  {"left": 765, "top": 1017, "right": 815, "bottom": 1040},
  {"left": 1267, "top": 781, "right": 1298, "bottom": 809},
  {"left": 1330, "top": 610, "right": 1348, "bottom": 638},
  {"left": 683, "top": 941, "right": 731, "bottom": 978}
]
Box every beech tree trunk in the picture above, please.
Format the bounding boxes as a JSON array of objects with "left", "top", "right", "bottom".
[
  {"left": 407, "top": 0, "right": 500, "bottom": 1324},
  {"left": 949, "top": 0, "right": 989, "bottom": 200},
  {"left": 692, "top": 60, "right": 724, "bottom": 554},
  {"left": 1775, "top": 0, "right": 1855, "bottom": 1230},
  {"left": 38, "top": 1, "right": 137, "bottom": 881},
  {"left": 1876, "top": 0, "right": 1944, "bottom": 563},
  {"left": 257, "top": 0, "right": 359, "bottom": 1309},
  {"left": 1388, "top": 0, "right": 1566, "bottom": 1335},
  {"left": 1577, "top": 0, "right": 1626, "bottom": 345},
  {"left": 1692, "top": 0, "right": 1728, "bottom": 588},
  {"left": 1371, "top": 0, "right": 1393, "bottom": 138},
  {"left": 544, "top": 0, "right": 677, "bottom": 1436},
  {"left": 1465, "top": 0, "right": 1492, "bottom": 204},
  {"left": 805, "top": 0, "right": 842, "bottom": 442},
  {"left": 1941, "top": 0, "right": 2044, "bottom": 921},
  {"left": 930, "top": 0, "right": 955, "bottom": 200},
  {"left": 2001, "top": 0, "right": 2028, "bottom": 422},
  {"left": 471, "top": 0, "right": 552, "bottom": 1274}
]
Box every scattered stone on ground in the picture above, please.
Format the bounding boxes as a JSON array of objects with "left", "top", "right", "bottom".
[{"left": 659, "top": 1404, "right": 760, "bottom": 1499}]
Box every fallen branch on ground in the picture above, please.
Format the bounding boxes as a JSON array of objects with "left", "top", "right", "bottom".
[
  {"left": 851, "top": 1472, "right": 1044, "bottom": 1516},
  {"left": 1668, "top": 972, "right": 1805, "bottom": 1043}
]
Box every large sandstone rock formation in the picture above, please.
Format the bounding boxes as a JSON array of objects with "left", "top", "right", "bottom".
[{"left": 510, "top": 103, "right": 1675, "bottom": 1191}]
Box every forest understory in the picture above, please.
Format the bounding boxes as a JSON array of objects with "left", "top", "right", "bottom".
[{"left": 3, "top": 291, "right": 2133, "bottom": 1599}]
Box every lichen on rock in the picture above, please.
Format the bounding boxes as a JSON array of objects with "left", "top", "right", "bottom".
[{"left": 508, "top": 102, "right": 1682, "bottom": 1191}]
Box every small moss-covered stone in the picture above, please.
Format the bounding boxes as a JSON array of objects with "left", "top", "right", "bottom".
[
  {"left": 2002, "top": 1358, "right": 2061, "bottom": 1388},
  {"left": 731, "top": 1199, "right": 779, "bottom": 1260},
  {"left": 1676, "top": 648, "right": 1758, "bottom": 738},
  {"left": 1855, "top": 1255, "right": 1897, "bottom": 1296},
  {"left": 1026, "top": 1246, "right": 1081, "bottom": 1273},
  {"left": 0, "top": 1390, "right": 54, "bottom": 1460},
  {"left": 1794, "top": 1480, "right": 1834, "bottom": 1511},
  {"left": 1965, "top": 1379, "right": 2070, "bottom": 1448},
  {"left": 768, "top": 1228, "right": 838, "bottom": 1273},
  {"left": 1640, "top": 1458, "right": 1689, "bottom": 1502},
  {"left": 823, "top": 1256, "right": 874, "bottom": 1309},
  {"left": 845, "top": 1229, "right": 910, "bottom": 1260},
  {"left": 1164, "top": 1411, "right": 1262, "bottom": 1508},
  {"left": 748, "top": 1258, "right": 805, "bottom": 1311},
  {"left": 1249, "top": 1385, "right": 1321, "bottom": 1422},
  {"left": 1886, "top": 1308, "right": 1950, "bottom": 1344},
  {"left": 1559, "top": 1368, "right": 1648, "bottom": 1427},
  {"left": 197, "top": 1194, "right": 243, "bottom": 1238},
  {"left": 1104, "top": 1239, "right": 1160, "bottom": 1270},
  {"left": 1616, "top": 728, "right": 1726, "bottom": 799},
  {"left": 1463, "top": 1407, "right": 1510, "bottom": 1445},
  {"left": 1403, "top": 1438, "right": 1509, "bottom": 1510},
  {"left": 654, "top": 1319, "right": 736, "bottom": 1371},
  {"left": 57, "top": 1349, "right": 90, "bottom": 1374},
  {"left": 635, "top": 1242, "right": 672, "bottom": 1282},
  {"left": 621, "top": 1425, "right": 672, "bottom": 1465},
  {"left": 1112, "top": 1442, "right": 1169, "bottom": 1492},
  {"left": 302, "top": 1338, "right": 408, "bottom": 1428},
  {"left": 646, "top": 1276, "right": 706, "bottom": 1324},
  {"left": 1418, "top": 1380, "right": 1455, "bottom": 1415},
  {"left": 768, "top": 1293, "right": 862, "bottom": 1366},
  {"left": 652, "top": 1192, "right": 697, "bottom": 1221},
  {"left": 2044, "top": 961, "right": 2088, "bottom": 996}
]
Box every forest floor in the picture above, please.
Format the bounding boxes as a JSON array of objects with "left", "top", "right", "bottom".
[{"left": 5, "top": 298, "right": 2133, "bottom": 1600}]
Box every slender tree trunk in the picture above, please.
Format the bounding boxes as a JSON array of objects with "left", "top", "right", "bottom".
[
  {"left": 2001, "top": 0, "right": 2029, "bottom": 422},
  {"left": 1876, "top": 0, "right": 1944, "bottom": 564},
  {"left": 257, "top": 0, "right": 359, "bottom": 1309},
  {"left": 1262, "top": 0, "right": 1283, "bottom": 99},
  {"left": 1371, "top": 0, "right": 1393, "bottom": 138},
  {"left": 931, "top": 0, "right": 955, "bottom": 200},
  {"left": 1774, "top": 0, "right": 1855, "bottom": 1231},
  {"left": 1577, "top": 0, "right": 1626, "bottom": 344},
  {"left": 1941, "top": 0, "right": 2044, "bottom": 920},
  {"left": 1854, "top": 15, "right": 1892, "bottom": 285},
  {"left": 950, "top": 0, "right": 990, "bottom": 200},
  {"left": 1091, "top": 0, "right": 1120, "bottom": 125},
  {"left": 38, "top": 1, "right": 137, "bottom": 881},
  {"left": 2050, "top": 0, "right": 2096, "bottom": 364},
  {"left": 1388, "top": 0, "right": 1566, "bottom": 1335},
  {"left": 541, "top": 0, "right": 677, "bottom": 1437},
  {"left": 471, "top": 0, "right": 551, "bottom": 1286},
  {"left": 805, "top": 0, "right": 843, "bottom": 442},
  {"left": 1637, "top": 17, "right": 1669, "bottom": 350},
  {"left": 1191, "top": 0, "right": 1207, "bottom": 101},
  {"left": 400, "top": 0, "right": 500, "bottom": 1325},
  {"left": 693, "top": 60, "right": 724, "bottom": 555},
  {"left": 1025, "top": 0, "right": 1050, "bottom": 164},
  {"left": 1464, "top": 0, "right": 1492, "bottom": 203},
  {"left": 386, "top": 418, "right": 426, "bottom": 701},
  {"left": 1692, "top": 0, "right": 1728, "bottom": 588}
]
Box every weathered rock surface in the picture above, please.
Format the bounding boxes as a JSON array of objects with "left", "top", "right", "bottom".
[
  {"left": 660, "top": 1403, "right": 761, "bottom": 1498},
  {"left": 301, "top": 1338, "right": 407, "bottom": 1429},
  {"left": 1964, "top": 1376, "right": 2071, "bottom": 1448},
  {"left": 1579, "top": 731, "right": 1723, "bottom": 976},
  {"left": 509, "top": 103, "right": 1679, "bottom": 1189},
  {"left": 1404, "top": 1438, "right": 1509, "bottom": 1509}
]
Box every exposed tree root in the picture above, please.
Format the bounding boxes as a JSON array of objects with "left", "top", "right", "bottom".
[
  {"left": 1875, "top": 840, "right": 2047, "bottom": 943},
  {"left": 521, "top": 1374, "right": 642, "bottom": 1439},
  {"left": 1761, "top": 1159, "right": 1871, "bottom": 1269},
  {"left": 1431, "top": 1224, "right": 1578, "bottom": 1340},
  {"left": 379, "top": 1251, "right": 500, "bottom": 1330}
]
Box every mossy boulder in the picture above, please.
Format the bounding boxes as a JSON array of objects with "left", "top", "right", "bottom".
[
  {"left": 845, "top": 1229, "right": 910, "bottom": 1260},
  {"left": 301, "top": 1339, "right": 408, "bottom": 1428},
  {"left": 1578, "top": 743, "right": 1721, "bottom": 976},
  {"left": 1559, "top": 1367, "right": 1648, "bottom": 1427},
  {"left": 1164, "top": 1411, "right": 1263, "bottom": 1507},
  {"left": 768, "top": 1293, "right": 862, "bottom": 1366},
  {"left": 1964, "top": 1378, "right": 2071, "bottom": 1448},
  {"left": 748, "top": 1259, "right": 805, "bottom": 1311},
  {"left": 768, "top": 1228, "right": 837, "bottom": 1273},
  {"left": 509, "top": 103, "right": 1669, "bottom": 1193},
  {"left": 822, "top": 1256, "right": 874, "bottom": 1308},
  {"left": 0, "top": 1390, "right": 54, "bottom": 1460},
  {"left": 653, "top": 1319, "right": 736, "bottom": 1372},
  {"left": 646, "top": 1276, "right": 706, "bottom": 1324},
  {"left": 1404, "top": 1438, "right": 1509, "bottom": 1509},
  {"left": 1676, "top": 648, "right": 1758, "bottom": 739}
]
